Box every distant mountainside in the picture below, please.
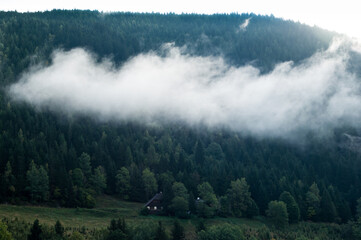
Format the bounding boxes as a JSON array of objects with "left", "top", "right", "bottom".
[{"left": 1, "top": 10, "right": 360, "bottom": 226}]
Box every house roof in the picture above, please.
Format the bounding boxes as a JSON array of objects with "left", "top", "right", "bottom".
[{"left": 144, "top": 192, "right": 163, "bottom": 207}]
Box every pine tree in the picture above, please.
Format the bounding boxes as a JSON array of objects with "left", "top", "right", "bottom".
[
  {"left": 79, "top": 153, "right": 92, "bottom": 179},
  {"left": 320, "top": 189, "right": 337, "bottom": 222},
  {"left": 54, "top": 220, "right": 64, "bottom": 237},
  {"left": 306, "top": 182, "right": 321, "bottom": 221},
  {"left": 28, "top": 219, "right": 42, "bottom": 240},
  {"left": 194, "top": 141, "right": 205, "bottom": 165},
  {"left": 279, "top": 191, "right": 300, "bottom": 223},
  {"left": 26, "top": 161, "right": 49, "bottom": 202},
  {"left": 171, "top": 221, "right": 185, "bottom": 240}
]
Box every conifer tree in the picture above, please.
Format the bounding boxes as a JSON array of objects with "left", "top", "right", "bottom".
[
  {"left": 279, "top": 191, "right": 300, "bottom": 223},
  {"left": 28, "top": 219, "right": 42, "bottom": 240},
  {"left": 171, "top": 220, "right": 185, "bottom": 240}
]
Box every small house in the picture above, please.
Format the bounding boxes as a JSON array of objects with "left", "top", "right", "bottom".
[{"left": 144, "top": 192, "right": 163, "bottom": 214}]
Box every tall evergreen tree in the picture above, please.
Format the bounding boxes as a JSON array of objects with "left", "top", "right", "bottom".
[
  {"left": 28, "top": 219, "right": 43, "bottom": 240},
  {"left": 26, "top": 161, "right": 49, "bottom": 202},
  {"left": 171, "top": 220, "right": 185, "bottom": 240},
  {"left": 279, "top": 191, "right": 300, "bottom": 223},
  {"left": 306, "top": 182, "right": 321, "bottom": 221},
  {"left": 194, "top": 141, "right": 205, "bottom": 165},
  {"left": 320, "top": 189, "right": 337, "bottom": 222},
  {"left": 54, "top": 220, "right": 64, "bottom": 237},
  {"left": 78, "top": 153, "right": 92, "bottom": 179}
]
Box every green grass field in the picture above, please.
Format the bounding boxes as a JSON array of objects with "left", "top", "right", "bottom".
[{"left": 0, "top": 195, "right": 266, "bottom": 232}]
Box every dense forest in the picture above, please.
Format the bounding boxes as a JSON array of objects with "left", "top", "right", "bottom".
[{"left": 1, "top": 10, "right": 361, "bottom": 239}]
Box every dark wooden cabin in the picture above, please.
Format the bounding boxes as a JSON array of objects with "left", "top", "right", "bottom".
[{"left": 144, "top": 192, "right": 163, "bottom": 214}]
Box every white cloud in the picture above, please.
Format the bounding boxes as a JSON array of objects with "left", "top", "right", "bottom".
[
  {"left": 239, "top": 18, "right": 251, "bottom": 31},
  {"left": 8, "top": 38, "right": 361, "bottom": 139}
]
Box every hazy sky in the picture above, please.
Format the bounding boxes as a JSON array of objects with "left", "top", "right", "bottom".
[{"left": 2, "top": 0, "right": 360, "bottom": 39}]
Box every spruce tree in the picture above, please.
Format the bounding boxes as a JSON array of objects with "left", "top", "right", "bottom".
[
  {"left": 279, "top": 191, "right": 300, "bottom": 223},
  {"left": 28, "top": 219, "right": 42, "bottom": 240},
  {"left": 171, "top": 221, "right": 185, "bottom": 240},
  {"left": 320, "top": 189, "right": 337, "bottom": 222},
  {"left": 54, "top": 220, "right": 64, "bottom": 237}
]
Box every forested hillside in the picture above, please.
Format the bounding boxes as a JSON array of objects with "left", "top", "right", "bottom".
[{"left": 1, "top": 10, "right": 361, "bottom": 229}]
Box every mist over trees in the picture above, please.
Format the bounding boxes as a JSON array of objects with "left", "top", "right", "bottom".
[{"left": 0, "top": 10, "right": 360, "bottom": 228}]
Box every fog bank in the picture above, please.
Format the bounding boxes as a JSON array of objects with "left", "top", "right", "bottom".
[{"left": 9, "top": 39, "right": 361, "bottom": 138}]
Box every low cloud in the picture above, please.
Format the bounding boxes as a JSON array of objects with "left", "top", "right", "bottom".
[
  {"left": 8, "top": 39, "right": 361, "bottom": 139},
  {"left": 239, "top": 17, "right": 251, "bottom": 30}
]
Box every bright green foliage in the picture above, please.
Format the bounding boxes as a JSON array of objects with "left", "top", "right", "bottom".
[
  {"left": 306, "top": 183, "right": 321, "bottom": 221},
  {"left": 0, "top": 221, "right": 12, "bottom": 240},
  {"left": 266, "top": 201, "right": 289, "bottom": 229},
  {"left": 90, "top": 166, "right": 107, "bottom": 194},
  {"left": 197, "top": 182, "right": 219, "bottom": 218},
  {"left": 227, "top": 178, "right": 254, "bottom": 218},
  {"left": 279, "top": 191, "right": 300, "bottom": 223},
  {"left": 116, "top": 167, "right": 131, "bottom": 199},
  {"left": 142, "top": 168, "right": 158, "bottom": 200},
  {"left": 26, "top": 161, "right": 49, "bottom": 202},
  {"left": 171, "top": 221, "right": 185, "bottom": 240},
  {"left": 198, "top": 224, "right": 245, "bottom": 240}
]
